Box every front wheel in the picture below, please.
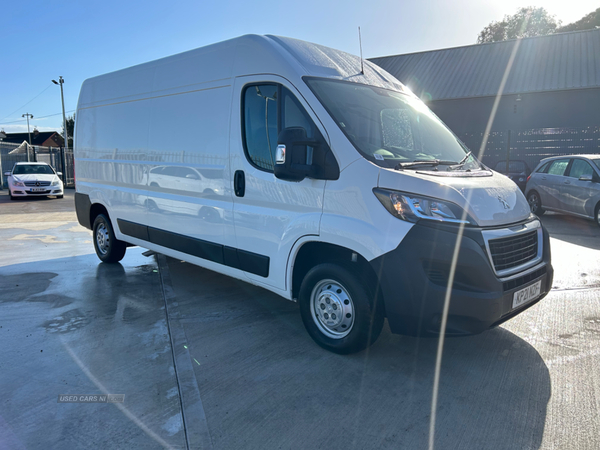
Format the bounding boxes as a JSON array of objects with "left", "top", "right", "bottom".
[
  {"left": 299, "top": 263, "right": 384, "bottom": 354},
  {"left": 93, "top": 214, "right": 127, "bottom": 263},
  {"left": 595, "top": 204, "right": 600, "bottom": 229},
  {"left": 527, "top": 191, "right": 545, "bottom": 216}
]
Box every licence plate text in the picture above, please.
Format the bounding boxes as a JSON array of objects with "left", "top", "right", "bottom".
[{"left": 512, "top": 280, "right": 542, "bottom": 309}]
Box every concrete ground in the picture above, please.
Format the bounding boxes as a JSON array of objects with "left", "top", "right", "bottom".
[{"left": 0, "top": 189, "right": 599, "bottom": 449}]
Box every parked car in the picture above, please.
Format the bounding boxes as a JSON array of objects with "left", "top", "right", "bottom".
[
  {"left": 493, "top": 160, "right": 531, "bottom": 191},
  {"left": 4, "top": 162, "right": 64, "bottom": 200},
  {"left": 74, "top": 35, "right": 553, "bottom": 354},
  {"left": 525, "top": 154, "right": 600, "bottom": 227}
]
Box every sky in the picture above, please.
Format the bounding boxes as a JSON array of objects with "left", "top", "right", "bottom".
[{"left": 1, "top": 0, "right": 597, "bottom": 135}]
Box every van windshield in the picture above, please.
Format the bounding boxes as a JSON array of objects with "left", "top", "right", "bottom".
[{"left": 305, "top": 78, "right": 476, "bottom": 170}]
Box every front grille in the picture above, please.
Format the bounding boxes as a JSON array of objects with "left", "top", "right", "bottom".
[
  {"left": 503, "top": 266, "right": 547, "bottom": 291},
  {"left": 488, "top": 230, "right": 538, "bottom": 272},
  {"left": 24, "top": 181, "right": 51, "bottom": 186}
]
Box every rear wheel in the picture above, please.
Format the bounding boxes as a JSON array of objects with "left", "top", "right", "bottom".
[
  {"left": 527, "top": 191, "right": 545, "bottom": 216},
  {"left": 299, "top": 263, "right": 384, "bottom": 354},
  {"left": 93, "top": 214, "right": 127, "bottom": 263}
]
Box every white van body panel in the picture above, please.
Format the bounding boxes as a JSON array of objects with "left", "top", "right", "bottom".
[{"left": 320, "top": 159, "right": 414, "bottom": 261}]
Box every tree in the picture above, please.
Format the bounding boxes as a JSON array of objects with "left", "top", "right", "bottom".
[
  {"left": 477, "top": 7, "right": 560, "bottom": 43},
  {"left": 557, "top": 7, "right": 600, "bottom": 33},
  {"left": 62, "top": 114, "right": 75, "bottom": 148}
]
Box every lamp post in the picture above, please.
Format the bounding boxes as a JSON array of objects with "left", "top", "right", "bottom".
[
  {"left": 52, "top": 77, "right": 68, "bottom": 182},
  {"left": 22, "top": 113, "right": 33, "bottom": 162},
  {"left": 52, "top": 77, "right": 68, "bottom": 149}
]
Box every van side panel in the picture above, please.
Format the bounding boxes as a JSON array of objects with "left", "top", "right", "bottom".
[{"left": 145, "top": 84, "right": 235, "bottom": 251}]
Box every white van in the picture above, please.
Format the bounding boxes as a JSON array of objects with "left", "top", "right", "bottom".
[{"left": 74, "top": 35, "right": 553, "bottom": 353}]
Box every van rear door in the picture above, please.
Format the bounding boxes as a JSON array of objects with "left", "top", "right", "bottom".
[{"left": 229, "top": 76, "right": 328, "bottom": 291}]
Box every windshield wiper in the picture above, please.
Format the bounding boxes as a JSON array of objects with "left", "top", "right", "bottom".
[{"left": 395, "top": 159, "right": 458, "bottom": 170}]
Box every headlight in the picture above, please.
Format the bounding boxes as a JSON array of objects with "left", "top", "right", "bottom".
[
  {"left": 13, "top": 180, "right": 25, "bottom": 187},
  {"left": 52, "top": 180, "right": 59, "bottom": 186},
  {"left": 373, "top": 188, "right": 475, "bottom": 225}
]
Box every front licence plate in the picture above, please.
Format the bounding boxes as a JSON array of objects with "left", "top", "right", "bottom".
[
  {"left": 30, "top": 188, "right": 45, "bottom": 192},
  {"left": 512, "top": 280, "right": 542, "bottom": 309}
]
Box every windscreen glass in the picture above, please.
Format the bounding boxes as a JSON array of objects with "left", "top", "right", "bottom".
[
  {"left": 13, "top": 164, "right": 55, "bottom": 175},
  {"left": 305, "top": 78, "right": 474, "bottom": 170}
]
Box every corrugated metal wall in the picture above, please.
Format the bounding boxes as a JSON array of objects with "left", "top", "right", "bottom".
[{"left": 370, "top": 28, "right": 600, "bottom": 100}]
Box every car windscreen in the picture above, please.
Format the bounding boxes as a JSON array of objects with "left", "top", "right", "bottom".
[
  {"left": 13, "top": 164, "right": 55, "bottom": 175},
  {"left": 304, "top": 78, "right": 473, "bottom": 169}
]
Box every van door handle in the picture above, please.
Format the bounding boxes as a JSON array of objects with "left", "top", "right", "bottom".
[{"left": 234, "top": 170, "right": 245, "bottom": 197}]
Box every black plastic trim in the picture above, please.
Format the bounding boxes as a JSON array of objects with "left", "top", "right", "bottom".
[
  {"left": 116, "top": 219, "right": 269, "bottom": 277},
  {"left": 74, "top": 192, "right": 92, "bottom": 230}
]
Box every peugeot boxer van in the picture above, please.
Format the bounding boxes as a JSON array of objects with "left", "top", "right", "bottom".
[{"left": 74, "top": 35, "right": 553, "bottom": 354}]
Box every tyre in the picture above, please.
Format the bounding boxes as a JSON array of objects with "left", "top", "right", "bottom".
[
  {"left": 298, "top": 263, "right": 384, "bottom": 354},
  {"left": 57, "top": 195, "right": 64, "bottom": 199},
  {"left": 527, "top": 191, "right": 545, "bottom": 216},
  {"left": 92, "top": 214, "right": 127, "bottom": 263},
  {"left": 595, "top": 204, "right": 600, "bottom": 229},
  {"left": 9, "top": 192, "right": 16, "bottom": 200}
]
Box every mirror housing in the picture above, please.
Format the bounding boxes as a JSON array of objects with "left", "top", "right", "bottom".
[
  {"left": 3, "top": 171, "right": 11, "bottom": 177},
  {"left": 579, "top": 174, "right": 593, "bottom": 182},
  {"left": 274, "top": 127, "right": 339, "bottom": 182},
  {"left": 56, "top": 172, "right": 63, "bottom": 177}
]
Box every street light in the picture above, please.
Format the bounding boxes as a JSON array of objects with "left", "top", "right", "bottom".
[
  {"left": 52, "top": 77, "right": 68, "bottom": 150},
  {"left": 52, "top": 76, "right": 68, "bottom": 182},
  {"left": 22, "top": 113, "right": 33, "bottom": 162}
]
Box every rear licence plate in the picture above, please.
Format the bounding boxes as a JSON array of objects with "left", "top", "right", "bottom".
[
  {"left": 512, "top": 280, "right": 542, "bottom": 309},
  {"left": 30, "top": 188, "right": 46, "bottom": 192}
]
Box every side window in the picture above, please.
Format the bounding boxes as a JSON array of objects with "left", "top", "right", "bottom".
[
  {"left": 243, "top": 84, "right": 279, "bottom": 171},
  {"left": 536, "top": 161, "right": 551, "bottom": 173},
  {"left": 243, "top": 83, "right": 318, "bottom": 172},
  {"left": 568, "top": 159, "right": 593, "bottom": 179},
  {"left": 547, "top": 159, "right": 570, "bottom": 176}
]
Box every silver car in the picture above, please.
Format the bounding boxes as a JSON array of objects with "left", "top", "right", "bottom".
[{"left": 525, "top": 154, "right": 600, "bottom": 227}]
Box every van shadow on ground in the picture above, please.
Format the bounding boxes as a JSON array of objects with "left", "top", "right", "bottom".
[{"left": 167, "top": 258, "right": 551, "bottom": 450}]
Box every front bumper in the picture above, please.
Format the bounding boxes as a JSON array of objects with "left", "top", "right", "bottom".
[
  {"left": 369, "top": 218, "right": 553, "bottom": 336},
  {"left": 10, "top": 187, "right": 63, "bottom": 197}
]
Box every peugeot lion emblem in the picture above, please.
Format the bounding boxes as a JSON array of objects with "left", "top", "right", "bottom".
[{"left": 497, "top": 195, "right": 510, "bottom": 210}]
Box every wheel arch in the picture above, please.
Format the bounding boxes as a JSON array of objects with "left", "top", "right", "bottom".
[{"left": 290, "top": 241, "right": 386, "bottom": 316}]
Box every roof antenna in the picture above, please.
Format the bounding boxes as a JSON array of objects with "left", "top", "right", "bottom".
[{"left": 358, "top": 26, "right": 364, "bottom": 75}]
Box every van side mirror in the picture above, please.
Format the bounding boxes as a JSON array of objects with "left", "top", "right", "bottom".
[
  {"left": 579, "top": 174, "right": 593, "bottom": 182},
  {"left": 274, "top": 127, "right": 339, "bottom": 182}
]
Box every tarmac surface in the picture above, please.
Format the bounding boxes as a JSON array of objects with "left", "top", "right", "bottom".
[{"left": 0, "top": 189, "right": 599, "bottom": 449}]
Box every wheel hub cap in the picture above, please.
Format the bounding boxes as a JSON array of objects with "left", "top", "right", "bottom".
[
  {"left": 311, "top": 280, "right": 354, "bottom": 339},
  {"left": 96, "top": 224, "right": 110, "bottom": 255}
]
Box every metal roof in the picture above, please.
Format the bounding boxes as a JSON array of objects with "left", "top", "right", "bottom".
[{"left": 369, "top": 28, "right": 600, "bottom": 101}]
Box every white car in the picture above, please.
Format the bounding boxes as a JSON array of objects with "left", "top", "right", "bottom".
[{"left": 4, "top": 162, "right": 64, "bottom": 200}]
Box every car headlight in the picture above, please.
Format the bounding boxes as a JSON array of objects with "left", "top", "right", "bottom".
[
  {"left": 52, "top": 180, "right": 59, "bottom": 186},
  {"left": 13, "top": 180, "right": 25, "bottom": 187},
  {"left": 373, "top": 188, "right": 476, "bottom": 225}
]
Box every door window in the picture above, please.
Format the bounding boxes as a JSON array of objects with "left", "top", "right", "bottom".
[
  {"left": 242, "top": 83, "right": 316, "bottom": 172},
  {"left": 568, "top": 159, "right": 594, "bottom": 179},
  {"left": 547, "top": 159, "right": 569, "bottom": 176}
]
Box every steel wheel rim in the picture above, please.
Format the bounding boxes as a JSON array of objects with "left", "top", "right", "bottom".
[
  {"left": 310, "top": 279, "right": 355, "bottom": 339},
  {"left": 528, "top": 194, "right": 539, "bottom": 213},
  {"left": 96, "top": 223, "right": 110, "bottom": 255}
]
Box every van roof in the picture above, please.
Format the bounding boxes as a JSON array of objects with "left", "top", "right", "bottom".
[{"left": 77, "top": 35, "right": 406, "bottom": 109}]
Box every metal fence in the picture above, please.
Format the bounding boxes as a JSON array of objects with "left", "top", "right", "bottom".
[
  {"left": 458, "top": 126, "right": 600, "bottom": 172},
  {"left": 0, "top": 142, "right": 74, "bottom": 189}
]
